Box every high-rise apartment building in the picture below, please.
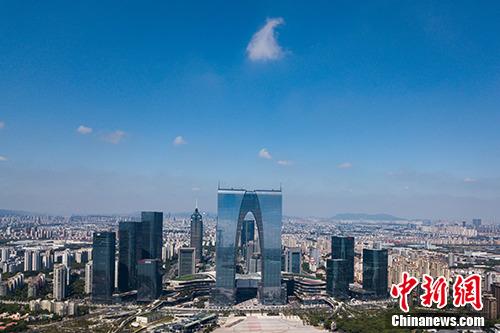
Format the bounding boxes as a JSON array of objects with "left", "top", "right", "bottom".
[
  {"left": 32, "top": 250, "right": 41, "bottom": 271},
  {"left": 85, "top": 261, "right": 92, "bottom": 294},
  {"left": 53, "top": 264, "right": 67, "bottom": 301},
  {"left": 492, "top": 283, "right": 500, "bottom": 318},
  {"left": 24, "top": 250, "right": 32, "bottom": 272}
]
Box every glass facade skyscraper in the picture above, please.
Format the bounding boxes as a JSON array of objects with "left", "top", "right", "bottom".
[
  {"left": 118, "top": 221, "right": 139, "bottom": 292},
  {"left": 140, "top": 212, "right": 163, "bottom": 260},
  {"left": 137, "top": 259, "right": 162, "bottom": 302},
  {"left": 326, "top": 258, "right": 349, "bottom": 298},
  {"left": 190, "top": 208, "right": 203, "bottom": 262},
  {"left": 92, "top": 231, "right": 116, "bottom": 303},
  {"left": 214, "top": 188, "right": 284, "bottom": 305},
  {"left": 362, "top": 248, "right": 388, "bottom": 298},
  {"left": 331, "top": 236, "right": 355, "bottom": 283},
  {"left": 285, "top": 247, "right": 301, "bottom": 274},
  {"left": 178, "top": 247, "right": 195, "bottom": 277}
]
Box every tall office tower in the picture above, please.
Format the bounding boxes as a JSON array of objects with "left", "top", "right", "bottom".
[
  {"left": 285, "top": 247, "right": 301, "bottom": 274},
  {"left": 118, "top": 221, "right": 139, "bottom": 292},
  {"left": 363, "top": 248, "right": 389, "bottom": 298},
  {"left": 91, "top": 231, "right": 116, "bottom": 303},
  {"left": 32, "top": 251, "right": 41, "bottom": 271},
  {"left": 241, "top": 219, "right": 255, "bottom": 259},
  {"left": 178, "top": 247, "right": 195, "bottom": 277},
  {"left": 190, "top": 207, "right": 203, "bottom": 263},
  {"left": 241, "top": 219, "right": 255, "bottom": 246},
  {"left": 473, "top": 218, "right": 482, "bottom": 229},
  {"left": 137, "top": 259, "right": 162, "bottom": 302},
  {"left": 214, "top": 188, "right": 284, "bottom": 305},
  {"left": 24, "top": 250, "right": 32, "bottom": 272},
  {"left": 326, "top": 259, "right": 349, "bottom": 298},
  {"left": 331, "top": 236, "right": 355, "bottom": 283},
  {"left": 85, "top": 261, "right": 93, "bottom": 294},
  {"left": 140, "top": 212, "right": 163, "bottom": 260},
  {"left": 53, "top": 264, "right": 67, "bottom": 301}
]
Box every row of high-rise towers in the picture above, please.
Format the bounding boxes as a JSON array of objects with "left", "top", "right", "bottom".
[
  {"left": 90, "top": 212, "right": 163, "bottom": 303},
  {"left": 326, "top": 236, "right": 388, "bottom": 298}
]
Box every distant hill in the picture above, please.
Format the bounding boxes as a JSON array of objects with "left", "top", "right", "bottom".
[
  {"left": 0, "top": 209, "right": 37, "bottom": 216},
  {"left": 332, "top": 213, "right": 406, "bottom": 221}
]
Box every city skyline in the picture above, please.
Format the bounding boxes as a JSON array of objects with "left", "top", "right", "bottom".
[{"left": 1, "top": 1, "right": 500, "bottom": 219}]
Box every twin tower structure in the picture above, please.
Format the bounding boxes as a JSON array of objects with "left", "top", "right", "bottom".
[{"left": 214, "top": 188, "right": 285, "bottom": 305}]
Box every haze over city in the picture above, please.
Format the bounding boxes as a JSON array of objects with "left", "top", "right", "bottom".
[{"left": 1, "top": 1, "right": 500, "bottom": 220}]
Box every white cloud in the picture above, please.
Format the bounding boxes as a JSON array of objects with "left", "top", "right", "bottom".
[
  {"left": 259, "top": 148, "right": 272, "bottom": 159},
  {"left": 173, "top": 136, "right": 187, "bottom": 146},
  {"left": 246, "top": 17, "right": 285, "bottom": 62},
  {"left": 77, "top": 125, "right": 93, "bottom": 135},
  {"left": 338, "top": 162, "right": 353, "bottom": 169},
  {"left": 464, "top": 177, "right": 476, "bottom": 183},
  {"left": 103, "top": 130, "right": 126, "bottom": 144},
  {"left": 0, "top": 156, "right": 7, "bottom": 161},
  {"left": 277, "top": 160, "right": 293, "bottom": 166},
  {"left": 0, "top": 121, "right": 5, "bottom": 129},
  {"left": 192, "top": 187, "right": 201, "bottom": 192}
]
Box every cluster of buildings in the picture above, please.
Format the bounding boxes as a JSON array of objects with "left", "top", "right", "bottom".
[
  {"left": 389, "top": 249, "right": 450, "bottom": 286},
  {"left": 29, "top": 299, "right": 78, "bottom": 316},
  {"left": 0, "top": 186, "right": 498, "bottom": 333},
  {"left": 0, "top": 272, "right": 24, "bottom": 296},
  {"left": 325, "top": 236, "right": 388, "bottom": 299},
  {"left": 87, "top": 212, "right": 163, "bottom": 303}
]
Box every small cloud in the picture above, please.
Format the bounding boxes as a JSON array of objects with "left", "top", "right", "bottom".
[
  {"left": 277, "top": 160, "right": 293, "bottom": 166},
  {"left": 0, "top": 121, "right": 5, "bottom": 129},
  {"left": 103, "top": 130, "right": 126, "bottom": 144},
  {"left": 259, "top": 148, "right": 272, "bottom": 159},
  {"left": 463, "top": 177, "right": 476, "bottom": 183},
  {"left": 246, "top": 17, "right": 285, "bottom": 62},
  {"left": 0, "top": 156, "right": 7, "bottom": 161},
  {"left": 192, "top": 187, "right": 201, "bottom": 192},
  {"left": 337, "top": 162, "right": 352, "bottom": 169},
  {"left": 173, "top": 136, "right": 187, "bottom": 146},
  {"left": 76, "top": 125, "right": 93, "bottom": 135}
]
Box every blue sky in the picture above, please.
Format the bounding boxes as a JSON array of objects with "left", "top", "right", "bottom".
[{"left": 1, "top": 1, "right": 500, "bottom": 220}]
